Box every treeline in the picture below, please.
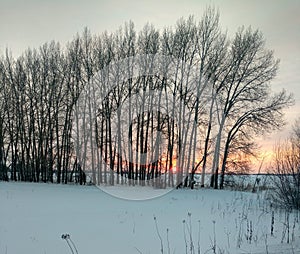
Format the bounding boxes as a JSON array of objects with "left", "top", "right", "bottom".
[{"left": 0, "top": 8, "right": 293, "bottom": 188}]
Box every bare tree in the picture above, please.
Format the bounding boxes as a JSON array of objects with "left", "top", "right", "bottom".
[
  {"left": 270, "top": 118, "right": 300, "bottom": 210},
  {"left": 210, "top": 27, "right": 285, "bottom": 189},
  {"left": 219, "top": 90, "right": 294, "bottom": 188},
  {"left": 0, "top": 54, "right": 10, "bottom": 181}
]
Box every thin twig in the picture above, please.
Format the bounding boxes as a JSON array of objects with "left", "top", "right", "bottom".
[
  {"left": 66, "top": 239, "right": 75, "bottom": 254},
  {"left": 154, "top": 216, "right": 164, "bottom": 254},
  {"left": 183, "top": 220, "right": 188, "bottom": 254},
  {"left": 197, "top": 220, "right": 201, "bottom": 254},
  {"left": 69, "top": 238, "right": 79, "bottom": 254},
  {"left": 188, "top": 213, "right": 195, "bottom": 254},
  {"left": 167, "top": 228, "right": 171, "bottom": 254},
  {"left": 62, "top": 234, "right": 75, "bottom": 254}
]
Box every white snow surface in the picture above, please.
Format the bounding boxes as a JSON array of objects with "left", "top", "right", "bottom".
[{"left": 0, "top": 182, "right": 299, "bottom": 254}]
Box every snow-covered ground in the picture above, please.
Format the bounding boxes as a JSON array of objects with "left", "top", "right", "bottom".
[{"left": 0, "top": 182, "right": 299, "bottom": 254}]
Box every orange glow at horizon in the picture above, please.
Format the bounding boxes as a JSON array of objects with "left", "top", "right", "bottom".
[
  {"left": 252, "top": 150, "right": 276, "bottom": 173},
  {"left": 171, "top": 159, "right": 177, "bottom": 173}
]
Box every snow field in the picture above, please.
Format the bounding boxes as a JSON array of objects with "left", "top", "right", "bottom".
[{"left": 0, "top": 182, "right": 299, "bottom": 254}]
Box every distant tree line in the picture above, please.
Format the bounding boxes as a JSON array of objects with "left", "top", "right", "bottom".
[{"left": 0, "top": 8, "right": 293, "bottom": 188}]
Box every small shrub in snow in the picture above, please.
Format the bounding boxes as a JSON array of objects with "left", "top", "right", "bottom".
[{"left": 270, "top": 119, "right": 300, "bottom": 210}]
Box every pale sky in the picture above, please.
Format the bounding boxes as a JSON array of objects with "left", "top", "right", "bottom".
[{"left": 1, "top": 0, "right": 299, "bottom": 160}]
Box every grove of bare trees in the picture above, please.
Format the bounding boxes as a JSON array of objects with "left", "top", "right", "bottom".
[{"left": 0, "top": 8, "right": 293, "bottom": 189}]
